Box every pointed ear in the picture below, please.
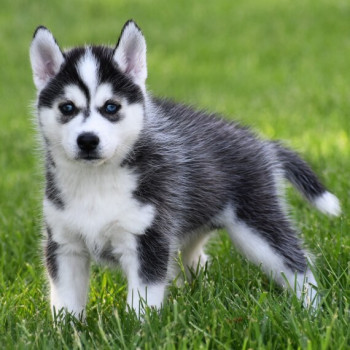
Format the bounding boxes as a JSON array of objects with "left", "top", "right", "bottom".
[
  {"left": 113, "top": 20, "right": 147, "bottom": 89},
  {"left": 30, "top": 26, "right": 65, "bottom": 90}
]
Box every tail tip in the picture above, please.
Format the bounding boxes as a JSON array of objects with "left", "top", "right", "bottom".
[{"left": 313, "top": 191, "right": 341, "bottom": 217}]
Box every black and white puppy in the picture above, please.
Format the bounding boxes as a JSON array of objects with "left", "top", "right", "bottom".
[{"left": 30, "top": 20, "right": 340, "bottom": 318}]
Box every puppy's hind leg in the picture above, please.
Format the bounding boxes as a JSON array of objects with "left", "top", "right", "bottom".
[
  {"left": 223, "top": 204, "right": 319, "bottom": 308},
  {"left": 181, "top": 233, "right": 210, "bottom": 274}
]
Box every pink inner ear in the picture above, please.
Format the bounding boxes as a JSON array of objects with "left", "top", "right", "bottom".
[
  {"left": 124, "top": 55, "right": 137, "bottom": 75},
  {"left": 38, "top": 44, "right": 62, "bottom": 81},
  {"left": 113, "top": 26, "right": 147, "bottom": 86},
  {"left": 36, "top": 59, "right": 56, "bottom": 83},
  {"left": 45, "top": 60, "right": 57, "bottom": 77}
]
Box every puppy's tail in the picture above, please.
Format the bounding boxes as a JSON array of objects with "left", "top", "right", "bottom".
[{"left": 273, "top": 141, "right": 341, "bottom": 216}]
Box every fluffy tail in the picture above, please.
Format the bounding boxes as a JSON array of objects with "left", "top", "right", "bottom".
[{"left": 273, "top": 142, "right": 341, "bottom": 216}]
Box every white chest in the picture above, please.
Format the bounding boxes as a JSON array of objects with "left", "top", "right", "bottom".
[{"left": 44, "top": 165, "right": 155, "bottom": 249}]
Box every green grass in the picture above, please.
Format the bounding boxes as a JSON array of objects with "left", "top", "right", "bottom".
[{"left": 0, "top": 0, "right": 349, "bottom": 348}]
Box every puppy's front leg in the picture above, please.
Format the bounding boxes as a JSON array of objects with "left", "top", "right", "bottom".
[
  {"left": 44, "top": 228, "right": 90, "bottom": 319},
  {"left": 126, "top": 279, "right": 167, "bottom": 315},
  {"left": 122, "top": 229, "right": 169, "bottom": 315}
]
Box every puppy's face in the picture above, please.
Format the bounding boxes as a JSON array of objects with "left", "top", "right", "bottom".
[{"left": 30, "top": 21, "right": 147, "bottom": 165}]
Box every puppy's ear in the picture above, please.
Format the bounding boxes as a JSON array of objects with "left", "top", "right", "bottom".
[
  {"left": 30, "top": 26, "right": 65, "bottom": 90},
  {"left": 113, "top": 20, "right": 147, "bottom": 90}
]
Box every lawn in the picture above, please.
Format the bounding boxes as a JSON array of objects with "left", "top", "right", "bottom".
[{"left": 0, "top": 0, "right": 349, "bottom": 348}]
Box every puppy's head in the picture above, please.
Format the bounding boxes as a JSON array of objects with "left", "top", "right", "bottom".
[{"left": 30, "top": 20, "right": 147, "bottom": 165}]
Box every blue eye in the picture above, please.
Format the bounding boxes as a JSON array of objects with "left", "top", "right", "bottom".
[
  {"left": 104, "top": 102, "right": 120, "bottom": 115},
  {"left": 59, "top": 102, "right": 76, "bottom": 116}
]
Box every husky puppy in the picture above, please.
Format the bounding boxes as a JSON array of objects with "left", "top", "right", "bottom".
[{"left": 30, "top": 20, "right": 340, "bottom": 318}]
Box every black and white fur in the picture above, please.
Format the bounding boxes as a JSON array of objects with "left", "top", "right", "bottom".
[{"left": 30, "top": 20, "right": 341, "bottom": 318}]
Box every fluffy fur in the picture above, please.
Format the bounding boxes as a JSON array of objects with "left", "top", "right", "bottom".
[{"left": 29, "top": 20, "right": 340, "bottom": 318}]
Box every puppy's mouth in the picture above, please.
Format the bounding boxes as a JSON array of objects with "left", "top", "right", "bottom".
[{"left": 77, "top": 151, "right": 103, "bottom": 162}]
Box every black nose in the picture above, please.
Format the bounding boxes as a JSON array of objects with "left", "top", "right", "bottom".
[{"left": 77, "top": 132, "right": 100, "bottom": 152}]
